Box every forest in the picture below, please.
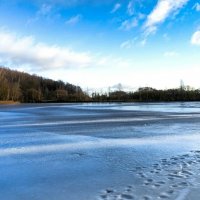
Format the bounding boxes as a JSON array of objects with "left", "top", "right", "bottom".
[
  {"left": 0, "top": 67, "right": 89, "bottom": 103},
  {"left": 1, "top": 67, "right": 200, "bottom": 103},
  {"left": 92, "top": 85, "right": 200, "bottom": 102},
  {"left": 92, "top": 87, "right": 200, "bottom": 102}
]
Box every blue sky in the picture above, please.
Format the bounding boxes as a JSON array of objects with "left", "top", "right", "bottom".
[{"left": 0, "top": 0, "right": 200, "bottom": 91}]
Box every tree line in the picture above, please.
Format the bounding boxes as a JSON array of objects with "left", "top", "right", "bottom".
[
  {"left": 1, "top": 67, "right": 200, "bottom": 103},
  {"left": 92, "top": 87, "right": 200, "bottom": 102},
  {"left": 0, "top": 67, "right": 89, "bottom": 103}
]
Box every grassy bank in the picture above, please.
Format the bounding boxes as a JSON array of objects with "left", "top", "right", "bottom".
[{"left": 0, "top": 101, "right": 20, "bottom": 105}]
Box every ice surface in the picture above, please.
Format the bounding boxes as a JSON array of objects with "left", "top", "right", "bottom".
[{"left": 1, "top": 102, "right": 200, "bottom": 200}]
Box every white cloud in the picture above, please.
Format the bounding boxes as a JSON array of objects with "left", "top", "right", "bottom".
[
  {"left": 0, "top": 29, "right": 133, "bottom": 75},
  {"left": 120, "top": 18, "right": 138, "bottom": 31},
  {"left": 127, "top": 0, "right": 134, "bottom": 16},
  {"left": 125, "top": 37, "right": 146, "bottom": 47},
  {"left": 144, "top": 0, "right": 189, "bottom": 35},
  {"left": 38, "top": 4, "right": 52, "bottom": 15},
  {"left": 144, "top": 26, "right": 157, "bottom": 36},
  {"left": 27, "top": 4, "right": 53, "bottom": 24},
  {"left": 0, "top": 30, "right": 92, "bottom": 70},
  {"left": 138, "top": 13, "right": 146, "bottom": 20},
  {"left": 193, "top": 3, "right": 200, "bottom": 11},
  {"left": 111, "top": 3, "right": 121, "bottom": 13},
  {"left": 164, "top": 51, "right": 180, "bottom": 57},
  {"left": 191, "top": 30, "right": 200, "bottom": 46},
  {"left": 140, "top": 39, "right": 147, "bottom": 46},
  {"left": 65, "top": 14, "right": 82, "bottom": 25},
  {"left": 120, "top": 40, "right": 134, "bottom": 49},
  {"left": 110, "top": 83, "right": 135, "bottom": 92},
  {"left": 40, "top": 0, "right": 117, "bottom": 7}
]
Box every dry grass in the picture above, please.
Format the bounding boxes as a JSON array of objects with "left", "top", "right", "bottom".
[{"left": 0, "top": 101, "right": 20, "bottom": 105}]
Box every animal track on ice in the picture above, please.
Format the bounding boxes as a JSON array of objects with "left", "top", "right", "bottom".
[{"left": 97, "top": 151, "right": 200, "bottom": 200}]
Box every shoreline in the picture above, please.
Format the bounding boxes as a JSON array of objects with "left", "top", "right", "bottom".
[
  {"left": 0, "top": 101, "right": 20, "bottom": 105},
  {"left": 1, "top": 100, "right": 200, "bottom": 105}
]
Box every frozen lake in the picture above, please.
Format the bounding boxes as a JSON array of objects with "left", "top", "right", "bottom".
[{"left": 1, "top": 102, "right": 200, "bottom": 200}]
